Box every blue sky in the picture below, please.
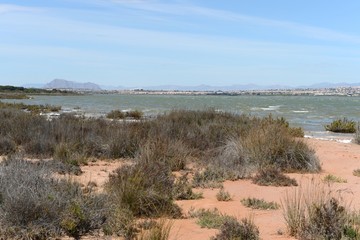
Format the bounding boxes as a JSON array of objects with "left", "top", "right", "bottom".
[{"left": 1, "top": 0, "right": 360, "bottom": 87}]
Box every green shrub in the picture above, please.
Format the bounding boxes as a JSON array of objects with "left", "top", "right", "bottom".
[
  {"left": 323, "top": 174, "right": 347, "bottom": 183},
  {"left": 216, "top": 188, "right": 232, "bottom": 201},
  {"left": 211, "top": 217, "right": 260, "bottom": 240},
  {"left": 105, "top": 160, "right": 181, "bottom": 218},
  {"left": 190, "top": 208, "right": 234, "bottom": 229},
  {"left": 241, "top": 198, "right": 279, "bottom": 210},
  {"left": 325, "top": 118, "right": 356, "bottom": 133},
  {"left": 252, "top": 168, "right": 298, "bottom": 187}
]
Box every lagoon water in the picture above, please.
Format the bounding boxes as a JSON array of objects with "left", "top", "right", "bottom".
[{"left": 5, "top": 94, "right": 360, "bottom": 142}]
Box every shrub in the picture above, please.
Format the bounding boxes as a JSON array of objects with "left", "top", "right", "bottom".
[
  {"left": 252, "top": 168, "right": 298, "bottom": 187},
  {"left": 105, "top": 160, "right": 181, "bottom": 218},
  {"left": 211, "top": 217, "right": 260, "bottom": 240},
  {"left": 126, "top": 110, "right": 143, "bottom": 120},
  {"left": 190, "top": 208, "right": 234, "bottom": 229},
  {"left": 299, "top": 198, "right": 348, "bottom": 239},
  {"left": 137, "top": 219, "right": 173, "bottom": 240},
  {"left": 0, "top": 156, "right": 107, "bottom": 239},
  {"left": 282, "top": 180, "right": 358, "bottom": 239},
  {"left": 241, "top": 198, "right": 279, "bottom": 210},
  {"left": 192, "top": 167, "right": 226, "bottom": 188},
  {"left": 102, "top": 206, "right": 137, "bottom": 239},
  {"left": 323, "top": 174, "right": 347, "bottom": 183},
  {"left": 54, "top": 143, "right": 88, "bottom": 166},
  {"left": 173, "top": 174, "right": 203, "bottom": 200},
  {"left": 325, "top": 118, "right": 356, "bottom": 133},
  {"left": 242, "top": 125, "right": 320, "bottom": 173},
  {"left": 216, "top": 188, "right": 232, "bottom": 201},
  {"left": 212, "top": 125, "right": 319, "bottom": 183},
  {"left": 288, "top": 127, "right": 305, "bottom": 138},
  {"left": 353, "top": 169, "right": 360, "bottom": 177},
  {"left": 0, "top": 136, "right": 16, "bottom": 155},
  {"left": 107, "top": 110, "right": 125, "bottom": 119},
  {"left": 137, "top": 138, "right": 189, "bottom": 171}
]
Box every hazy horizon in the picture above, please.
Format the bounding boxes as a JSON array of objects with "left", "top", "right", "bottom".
[{"left": 1, "top": 1, "right": 360, "bottom": 87}]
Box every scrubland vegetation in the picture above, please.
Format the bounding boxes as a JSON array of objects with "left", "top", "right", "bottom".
[
  {"left": 0, "top": 104, "right": 324, "bottom": 239},
  {"left": 107, "top": 109, "right": 144, "bottom": 120},
  {"left": 282, "top": 180, "right": 360, "bottom": 240},
  {"left": 188, "top": 208, "right": 260, "bottom": 239},
  {"left": 241, "top": 198, "right": 279, "bottom": 210},
  {"left": 325, "top": 118, "right": 357, "bottom": 133}
]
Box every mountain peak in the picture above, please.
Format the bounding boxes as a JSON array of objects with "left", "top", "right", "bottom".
[{"left": 44, "top": 79, "right": 101, "bottom": 91}]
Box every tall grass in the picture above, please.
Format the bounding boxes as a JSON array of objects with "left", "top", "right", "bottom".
[
  {"left": 137, "top": 219, "right": 173, "bottom": 240},
  {"left": 282, "top": 179, "right": 359, "bottom": 239}
]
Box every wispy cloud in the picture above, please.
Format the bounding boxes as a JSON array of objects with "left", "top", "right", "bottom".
[
  {"left": 0, "top": 4, "right": 40, "bottom": 14},
  {"left": 108, "top": 1, "right": 360, "bottom": 44}
]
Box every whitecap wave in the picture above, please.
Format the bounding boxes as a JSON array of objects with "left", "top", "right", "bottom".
[
  {"left": 293, "top": 110, "right": 309, "bottom": 113},
  {"left": 260, "top": 105, "right": 281, "bottom": 111}
]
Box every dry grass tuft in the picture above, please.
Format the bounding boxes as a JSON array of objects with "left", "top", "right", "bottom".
[{"left": 282, "top": 179, "right": 359, "bottom": 239}]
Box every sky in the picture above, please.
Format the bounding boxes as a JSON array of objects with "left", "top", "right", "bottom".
[{"left": 1, "top": 0, "right": 360, "bottom": 87}]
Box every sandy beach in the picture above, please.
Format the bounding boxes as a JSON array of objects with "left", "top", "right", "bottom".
[{"left": 72, "top": 138, "right": 360, "bottom": 240}]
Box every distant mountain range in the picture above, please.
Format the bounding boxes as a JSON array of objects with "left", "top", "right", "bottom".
[
  {"left": 43, "top": 79, "right": 102, "bottom": 91},
  {"left": 22, "top": 80, "right": 360, "bottom": 91}
]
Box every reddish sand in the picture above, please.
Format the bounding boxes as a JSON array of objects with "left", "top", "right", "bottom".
[{"left": 74, "top": 138, "right": 360, "bottom": 240}]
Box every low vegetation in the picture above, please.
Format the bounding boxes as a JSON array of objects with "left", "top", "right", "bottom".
[
  {"left": 189, "top": 208, "right": 234, "bottom": 229},
  {"left": 241, "top": 198, "right": 279, "bottom": 210},
  {"left": 323, "top": 174, "right": 347, "bottom": 183},
  {"left": 106, "top": 109, "right": 143, "bottom": 120},
  {"left": 0, "top": 101, "right": 61, "bottom": 113},
  {"left": 252, "top": 168, "right": 298, "bottom": 187},
  {"left": 105, "top": 159, "right": 181, "bottom": 218},
  {"left": 211, "top": 217, "right": 260, "bottom": 240},
  {"left": 137, "top": 219, "right": 173, "bottom": 240},
  {"left": 173, "top": 174, "right": 203, "bottom": 200},
  {"left": 216, "top": 188, "right": 232, "bottom": 201},
  {"left": 353, "top": 169, "right": 360, "bottom": 177},
  {"left": 0, "top": 85, "right": 75, "bottom": 95},
  {"left": 0, "top": 106, "right": 322, "bottom": 238},
  {"left": 325, "top": 118, "right": 357, "bottom": 133},
  {"left": 0, "top": 156, "right": 107, "bottom": 240},
  {"left": 282, "top": 180, "right": 360, "bottom": 239}
]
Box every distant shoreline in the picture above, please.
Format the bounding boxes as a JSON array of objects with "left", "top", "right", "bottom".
[{"left": 64, "top": 86, "right": 360, "bottom": 97}]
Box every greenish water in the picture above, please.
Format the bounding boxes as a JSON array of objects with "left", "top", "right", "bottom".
[{"left": 4, "top": 94, "right": 360, "bottom": 141}]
